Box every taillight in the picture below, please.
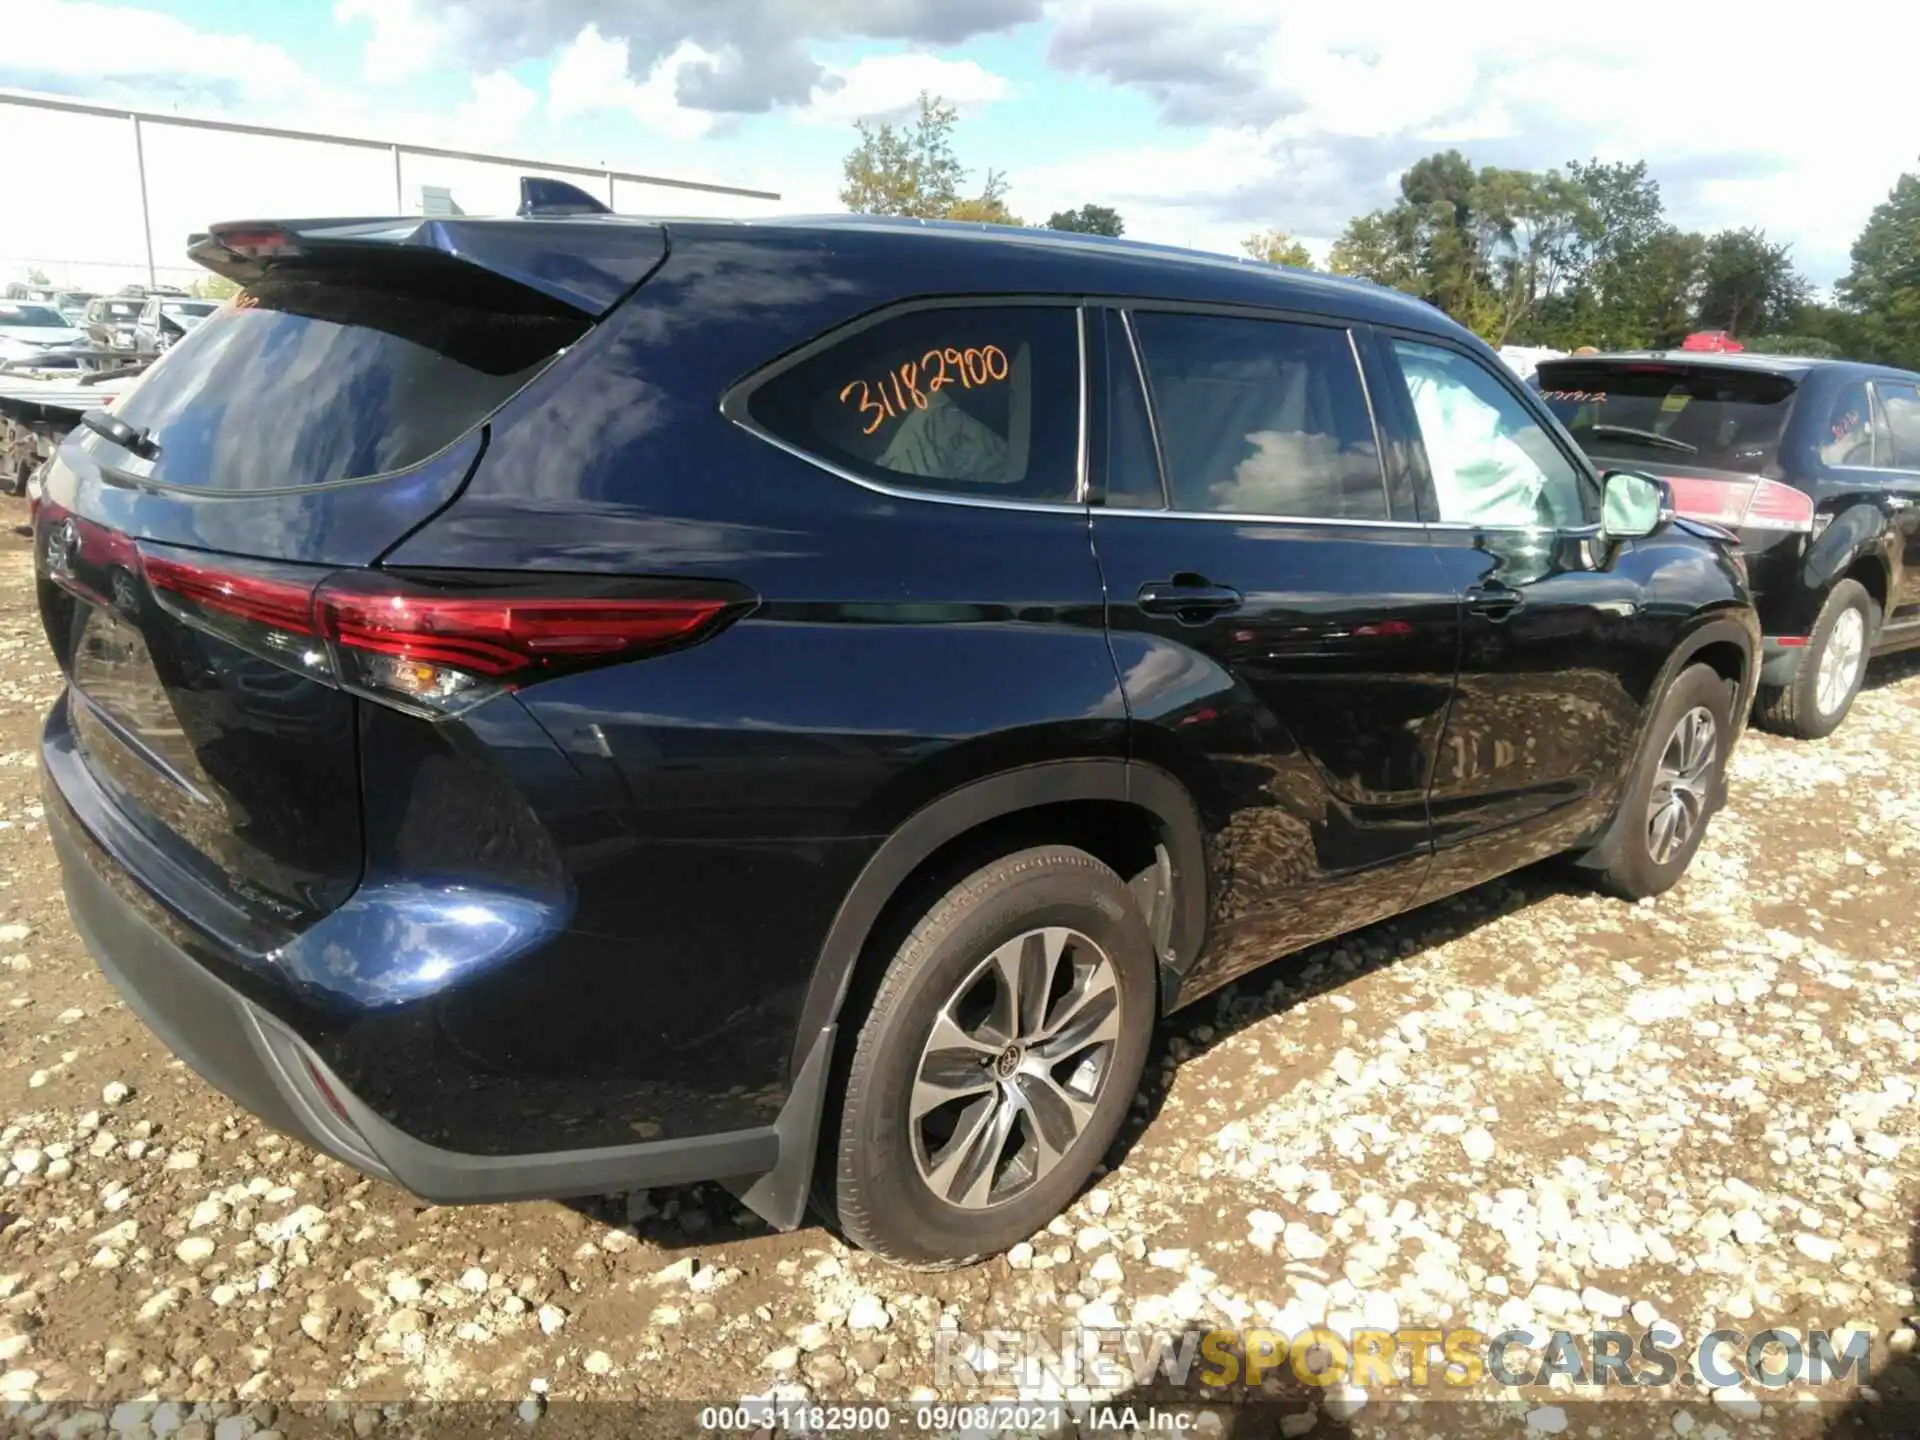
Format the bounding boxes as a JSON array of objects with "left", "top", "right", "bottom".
[
  {"left": 314, "top": 576, "right": 736, "bottom": 718},
  {"left": 138, "top": 544, "right": 749, "bottom": 718},
  {"left": 1660, "top": 476, "right": 1814, "bottom": 533}
]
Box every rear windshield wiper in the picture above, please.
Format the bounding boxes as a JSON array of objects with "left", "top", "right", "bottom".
[
  {"left": 81, "top": 409, "right": 161, "bottom": 461},
  {"left": 1584, "top": 424, "right": 1698, "bottom": 454}
]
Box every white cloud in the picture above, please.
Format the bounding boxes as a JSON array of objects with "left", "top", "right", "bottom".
[
  {"left": 335, "top": 0, "right": 445, "bottom": 85},
  {"left": 6, "top": 0, "right": 330, "bottom": 107},
  {"left": 800, "top": 54, "right": 1010, "bottom": 125},
  {"left": 546, "top": 24, "right": 716, "bottom": 141},
  {"left": 1045, "top": 0, "right": 1920, "bottom": 282},
  {"left": 453, "top": 70, "right": 539, "bottom": 150}
]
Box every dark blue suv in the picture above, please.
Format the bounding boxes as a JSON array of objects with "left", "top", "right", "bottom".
[{"left": 37, "top": 194, "right": 1758, "bottom": 1264}]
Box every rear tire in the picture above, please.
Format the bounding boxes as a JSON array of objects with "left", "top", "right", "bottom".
[
  {"left": 831, "top": 846, "right": 1155, "bottom": 1267},
  {"left": 1754, "top": 579, "right": 1877, "bottom": 740},
  {"left": 1585, "top": 662, "right": 1733, "bottom": 900}
]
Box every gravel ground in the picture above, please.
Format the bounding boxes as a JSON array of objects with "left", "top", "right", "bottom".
[{"left": 0, "top": 503, "right": 1917, "bottom": 1438}]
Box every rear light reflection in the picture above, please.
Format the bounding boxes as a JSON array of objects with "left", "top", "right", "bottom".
[{"left": 1660, "top": 476, "right": 1815, "bottom": 533}]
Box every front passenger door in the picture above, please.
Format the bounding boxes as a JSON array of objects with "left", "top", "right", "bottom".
[{"left": 1369, "top": 335, "right": 1657, "bottom": 901}]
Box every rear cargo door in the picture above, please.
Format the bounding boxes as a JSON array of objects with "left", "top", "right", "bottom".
[{"left": 36, "top": 231, "right": 632, "bottom": 936}]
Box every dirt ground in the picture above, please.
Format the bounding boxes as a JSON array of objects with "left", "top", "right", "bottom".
[{"left": 0, "top": 498, "right": 1917, "bottom": 1438}]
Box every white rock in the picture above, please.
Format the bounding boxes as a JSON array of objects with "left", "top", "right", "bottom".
[
  {"left": 1148, "top": 1248, "right": 1190, "bottom": 1270},
  {"left": 1278, "top": 1414, "right": 1317, "bottom": 1439},
  {"left": 1331, "top": 1050, "right": 1363, "bottom": 1086},
  {"left": 1283, "top": 1223, "right": 1329, "bottom": 1261},
  {"left": 1461, "top": 1128, "right": 1496, "bottom": 1165},
  {"left": 1526, "top": 1406, "right": 1568, "bottom": 1434},
  {"left": 188, "top": 1200, "right": 225, "bottom": 1231},
  {"left": 101, "top": 1082, "right": 131, "bottom": 1106},
  {"left": 1079, "top": 1299, "right": 1122, "bottom": 1329},
  {"left": 582, "top": 1351, "right": 613, "bottom": 1376},
  {"left": 1580, "top": 1287, "right": 1627, "bottom": 1320},
  {"left": 163, "top": 1150, "right": 200, "bottom": 1171},
  {"left": 1248, "top": 1209, "right": 1286, "bottom": 1235},
  {"left": 1090, "top": 1253, "right": 1125, "bottom": 1285},
  {"left": 1305, "top": 1190, "right": 1342, "bottom": 1216},
  {"left": 537, "top": 1304, "right": 567, "bottom": 1335},
  {"left": 387, "top": 1273, "right": 424, "bottom": 1304},
  {"left": 846, "top": 1294, "right": 891, "bottom": 1333},
  {"left": 1630, "top": 1300, "right": 1660, "bottom": 1328},
  {"left": 1732, "top": 1210, "right": 1767, "bottom": 1246},
  {"left": 1793, "top": 1233, "right": 1842, "bottom": 1264},
  {"left": 1322, "top": 1384, "right": 1367, "bottom": 1422},
  {"left": 0, "top": 1368, "right": 37, "bottom": 1395},
  {"left": 650, "top": 1257, "right": 698, "bottom": 1286},
  {"left": 1006, "top": 1242, "right": 1034, "bottom": 1270},
  {"left": 1890, "top": 1327, "right": 1918, "bottom": 1356},
  {"left": 1711, "top": 1386, "right": 1761, "bottom": 1418},
  {"left": 8, "top": 1150, "right": 39, "bottom": 1175},
  {"left": 458, "top": 1267, "right": 489, "bottom": 1293},
  {"left": 763, "top": 1347, "right": 799, "bottom": 1371},
  {"left": 174, "top": 1236, "right": 215, "bottom": 1265}
]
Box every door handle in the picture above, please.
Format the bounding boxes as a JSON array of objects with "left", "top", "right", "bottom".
[
  {"left": 1138, "top": 580, "right": 1243, "bottom": 622},
  {"left": 1464, "top": 584, "right": 1521, "bottom": 620}
]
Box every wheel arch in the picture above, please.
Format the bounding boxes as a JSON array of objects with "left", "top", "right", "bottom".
[{"left": 788, "top": 758, "right": 1208, "bottom": 1081}]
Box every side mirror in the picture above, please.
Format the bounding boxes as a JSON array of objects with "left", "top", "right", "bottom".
[{"left": 1600, "top": 470, "right": 1667, "bottom": 539}]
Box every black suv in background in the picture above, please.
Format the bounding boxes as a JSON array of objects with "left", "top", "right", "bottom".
[
  {"left": 1537, "top": 353, "right": 1920, "bottom": 737},
  {"left": 39, "top": 198, "right": 1758, "bottom": 1265}
]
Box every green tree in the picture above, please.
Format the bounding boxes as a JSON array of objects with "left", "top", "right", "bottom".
[
  {"left": 190, "top": 274, "right": 241, "bottom": 300},
  {"left": 1240, "top": 228, "right": 1313, "bottom": 267},
  {"left": 839, "top": 93, "right": 1016, "bottom": 223},
  {"left": 1838, "top": 167, "right": 1920, "bottom": 370},
  {"left": 1047, "top": 204, "right": 1124, "bottom": 237},
  {"left": 1696, "top": 228, "right": 1810, "bottom": 338},
  {"left": 1329, "top": 208, "right": 1423, "bottom": 293}
]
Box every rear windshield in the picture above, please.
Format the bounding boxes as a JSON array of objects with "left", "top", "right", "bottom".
[
  {"left": 108, "top": 275, "right": 586, "bottom": 491},
  {"left": 98, "top": 301, "right": 142, "bottom": 319},
  {"left": 1536, "top": 362, "right": 1798, "bottom": 476}
]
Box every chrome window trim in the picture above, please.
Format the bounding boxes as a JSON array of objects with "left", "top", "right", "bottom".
[
  {"left": 1346, "top": 326, "right": 1394, "bottom": 520},
  {"left": 1118, "top": 310, "right": 1171, "bottom": 509},
  {"left": 1074, "top": 306, "right": 1089, "bottom": 504},
  {"left": 720, "top": 293, "right": 1091, "bottom": 515}
]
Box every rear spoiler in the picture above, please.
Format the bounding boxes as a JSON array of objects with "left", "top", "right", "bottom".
[{"left": 186, "top": 180, "right": 663, "bottom": 318}]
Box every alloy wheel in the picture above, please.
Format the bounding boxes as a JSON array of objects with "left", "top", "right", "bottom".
[
  {"left": 1816, "top": 606, "right": 1866, "bottom": 717},
  {"left": 1646, "top": 705, "right": 1718, "bottom": 865},
  {"left": 910, "top": 926, "right": 1121, "bottom": 1210}
]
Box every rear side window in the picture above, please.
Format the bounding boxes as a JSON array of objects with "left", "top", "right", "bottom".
[
  {"left": 747, "top": 305, "right": 1081, "bottom": 503},
  {"left": 108, "top": 277, "right": 586, "bottom": 491},
  {"left": 1537, "top": 361, "right": 1797, "bottom": 477},
  {"left": 1820, "top": 382, "right": 1875, "bottom": 467},
  {"left": 1128, "top": 311, "right": 1384, "bottom": 519},
  {"left": 1875, "top": 382, "right": 1920, "bottom": 469}
]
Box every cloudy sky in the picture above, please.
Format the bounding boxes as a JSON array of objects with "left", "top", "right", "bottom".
[{"left": 4, "top": 0, "right": 1916, "bottom": 286}]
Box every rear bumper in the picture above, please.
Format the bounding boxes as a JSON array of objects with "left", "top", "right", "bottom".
[{"left": 44, "top": 725, "right": 827, "bottom": 1224}]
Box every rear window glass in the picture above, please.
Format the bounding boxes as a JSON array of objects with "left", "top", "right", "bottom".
[
  {"left": 1130, "top": 311, "right": 1384, "bottom": 520},
  {"left": 746, "top": 305, "right": 1081, "bottom": 503},
  {"left": 1536, "top": 362, "right": 1797, "bottom": 476},
  {"left": 108, "top": 276, "right": 585, "bottom": 491}
]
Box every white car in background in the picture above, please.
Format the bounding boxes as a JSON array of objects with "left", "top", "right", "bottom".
[{"left": 0, "top": 302, "right": 89, "bottom": 363}]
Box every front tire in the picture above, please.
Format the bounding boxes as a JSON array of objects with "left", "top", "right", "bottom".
[
  {"left": 1586, "top": 662, "right": 1733, "bottom": 900},
  {"left": 831, "top": 846, "right": 1155, "bottom": 1266},
  {"left": 1754, "top": 579, "right": 1877, "bottom": 740}
]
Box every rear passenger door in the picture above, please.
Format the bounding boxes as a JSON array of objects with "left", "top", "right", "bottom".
[
  {"left": 1869, "top": 380, "right": 1920, "bottom": 628},
  {"left": 1087, "top": 307, "right": 1459, "bottom": 1002},
  {"left": 1368, "top": 332, "right": 1649, "bottom": 896}
]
